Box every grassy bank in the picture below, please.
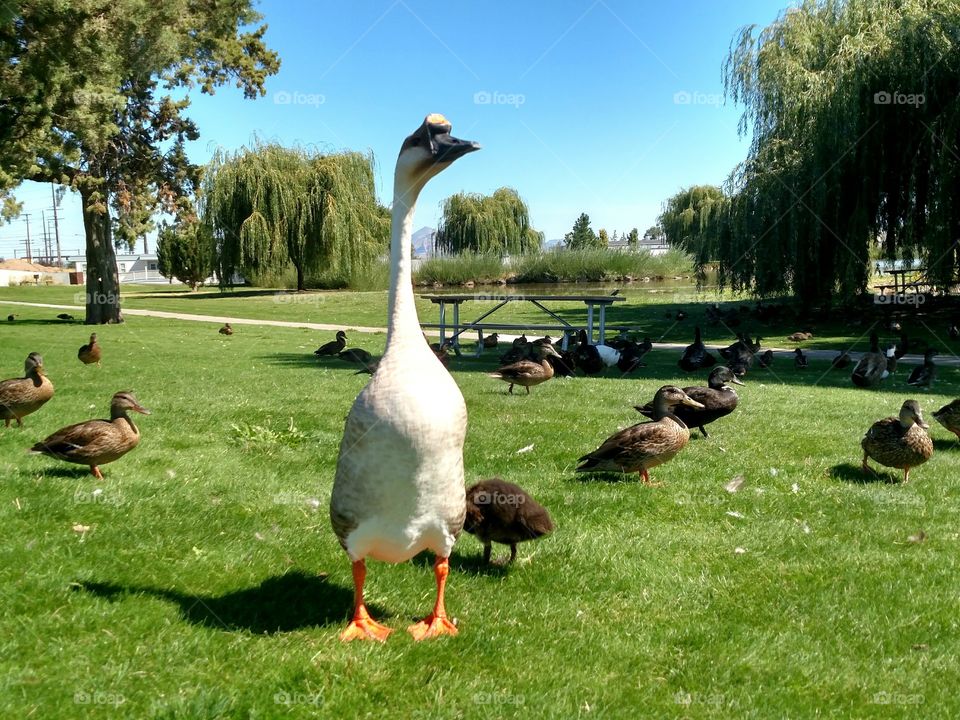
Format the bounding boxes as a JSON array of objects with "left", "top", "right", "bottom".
[{"left": 2, "top": 306, "right": 960, "bottom": 717}]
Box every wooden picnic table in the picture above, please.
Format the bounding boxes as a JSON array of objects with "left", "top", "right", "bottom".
[{"left": 419, "top": 293, "right": 627, "bottom": 350}]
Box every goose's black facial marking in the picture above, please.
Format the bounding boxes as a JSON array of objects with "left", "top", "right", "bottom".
[{"left": 398, "top": 114, "right": 479, "bottom": 166}]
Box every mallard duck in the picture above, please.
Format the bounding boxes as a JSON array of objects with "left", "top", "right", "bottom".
[
  {"left": 315, "top": 330, "right": 347, "bottom": 356},
  {"left": 78, "top": 333, "right": 102, "bottom": 366},
  {"left": 678, "top": 326, "right": 717, "bottom": 372},
  {"left": 758, "top": 349, "right": 774, "bottom": 369},
  {"left": 895, "top": 331, "right": 910, "bottom": 360},
  {"left": 794, "top": 348, "right": 808, "bottom": 369},
  {"left": 907, "top": 349, "right": 937, "bottom": 387},
  {"left": 675, "top": 311, "right": 687, "bottom": 321},
  {"left": 573, "top": 330, "right": 605, "bottom": 375},
  {"left": 490, "top": 345, "right": 562, "bottom": 394},
  {"left": 56, "top": 313, "right": 74, "bottom": 321},
  {"left": 635, "top": 366, "right": 742, "bottom": 438},
  {"left": 949, "top": 324, "right": 959, "bottom": 341},
  {"left": 546, "top": 348, "right": 577, "bottom": 377},
  {"left": 933, "top": 399, "right": 960, "bottom": 440},
  {"left": 432, "top": 340, "right": 453, "bottom": 368},
  {"left": 885, "top": 344, "right": 899, "bottom": 375},
  {"left": 787, "top": 331, "right": 812, "bottom": 342},
  {"left": 330, "top": 115, "right": 478, "bottom": 643},
  {"left": 851, "top": 332, "right": 889, "bottom": 388},
  {"left": 338, "top": 348, "right": 373, "bottom": 365},
  {"left": 30, "top": 390, "right": 150, "bottom": 479},
  {"left": 616, "top": 337, "right": 652, "bottom": 373},
  {"left": 218, "top": 323, "right": 233, "bottom": 335},
  {"left": 831, "top": 351, "right": 851, "bottom": 370},
  {"left": 463, "top": 479, "right": 554, "bottom": 565},
  {"left": 0, "top": 353, "right": 54, "bottom": 428},
  {"left": 7, "top": 314, "right": 15, "bottom": 322},
  {"left": 577, "top": 386, "right": 704, "bottom": 485},
  {"left": 861, "top": 399, "right": 933, "bottom": 483},
  {"left": 482, "top": 333, "right": 499, "bottom": 349}
]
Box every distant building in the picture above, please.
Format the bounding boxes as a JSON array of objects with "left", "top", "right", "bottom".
[{"left": 68, "top": 253, "right": 165, "bottom": 284}]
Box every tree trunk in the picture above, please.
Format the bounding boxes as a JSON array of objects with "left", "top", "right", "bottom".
[
  {"left": 296, "top": 263, "right": 304, "bottom": 291},
  {"left": 81, "top": 186, "right": 123, "bottom": 324}
]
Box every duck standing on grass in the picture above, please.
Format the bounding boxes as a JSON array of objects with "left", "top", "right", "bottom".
[
  {"left": 330, "top": 115, "right": 479, "bottom": 642},
  {"left": 78, "top": 333, "right": 102, "bottom": 366},
  {"left": 490, "top": 344, "right": 563, "bottom": 395},
  {"left": 861, "top": 400, "right": 933, "bottom": 483},
  {"left": 464, "top": 479, "right": 554, "bottom": 565},
  {"left": 794, "top": 348, "right": 808, "bottom": 370},
  {"left": 577, "top": 386, "right": 704, "bottom": 485},
  {"left": 635, "top": 366, "right": 743, "bottom": 438},
  {"left": 851, "top": 332, "right": 889, "bottom": 388},
  {"left": 30, "top": 391, "right": 150, "bottom": 479},
  {"left": 0, "top": 353, "right": 54, "bottom": 428}
]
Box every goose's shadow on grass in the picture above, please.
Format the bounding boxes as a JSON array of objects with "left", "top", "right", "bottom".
[
  {"left": 77, "top": 570, "right": 364, "bottom": 633},
  {"left": 572, "top": 470, "right": 642, "bottom": 484},
  {"left": 410, "top": 549, "right": 508, "bottom": 577},
  {"left": 933, "top": 438, "right": 958, "bottom": 452},
  {"left": 35, "top": 466, "right": 96, "bottom": 479},
  {"left": 259, "top": 353, "right": 374, "bottom": 372},
  {"left": 829, "top": 462, "right": 899, "bottom": 485}
]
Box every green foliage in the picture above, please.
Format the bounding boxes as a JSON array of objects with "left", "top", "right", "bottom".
[
  {"left": 658, "top": 185, "right": 730, "bottom": 283},
  {"left": 414, "top": 253, "right": 506, "bottom": 285},
  {"left": 1, "top": 195, "right": 21, "bottom": 223},
  {"left": 156, "top": 222, "right": 215, "bottom": 290},
  {"left": 564, "top": 212, "right": 604, "bottom": 250},
  {"left": 204, "top": 143, "right": 389, "bottom": 291},
  {"left": 512, "top": 247, "right": 692, "bottom": 282},
  {"left": 434, "top": 187, "right": 543, "bottom": 256},
  {"left": 0, "top": 0, "right": 279, "bottom": 320},
  {"left": 722, "top": 0, "right": 960, "bottom": 304}
]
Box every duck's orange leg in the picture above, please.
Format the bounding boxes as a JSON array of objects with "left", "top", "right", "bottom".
[
  {"left": 90, "top": 466, "right": 103, "bottom": 480},
  {"left": 639, "top": 469, "right": 663, "bottom": 487},
  {"left": 408, "top": 556, "right": 458, "bottom": 640},
  {"left": 340, "top": 559, "right": 392, "bottom": 642}
]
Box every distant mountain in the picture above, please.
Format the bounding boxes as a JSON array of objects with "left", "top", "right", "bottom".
[
  {"left": 544, "top": 238, "right": 565, "bottom": 249},
  {"left": 412, "top": 226, "right": 437, "bottom": 256}
]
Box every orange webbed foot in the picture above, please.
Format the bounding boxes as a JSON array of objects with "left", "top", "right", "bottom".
[
  {"left": 340, "top": 608, "right": 392, "bottom": 642},
  {"left": 407, "top": 613, "right": 458, "bottom": 641}
]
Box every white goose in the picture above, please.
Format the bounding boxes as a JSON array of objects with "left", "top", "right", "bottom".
[{"left": 330, "top": 115, "right": 479, "bottom": 642}]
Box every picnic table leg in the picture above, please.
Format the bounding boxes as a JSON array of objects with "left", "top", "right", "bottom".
[
  {"left": 438, "top": 302, "right": 447, "bottom": 345},
  {"left": 598, "top": 305, "right": 607, "bottom": 345},
  {"left": 452, "top": 303, "right": 462, "bottom": 356},
  {"left": 586, "top": 304, "right": 595, "bottom": 344}
]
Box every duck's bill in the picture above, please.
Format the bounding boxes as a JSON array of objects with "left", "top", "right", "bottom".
[
  {"left": 681, "top": 397, "right": 706, "bottom": 409},
  {"left": 731, "top": 376, "right": 745, "bottom": 386},
  {"left": 133, "top": 404, "right": 152, "bottom": 415},
  {"left": 917, "top": 420, "right": 930, "bottom": 429}
]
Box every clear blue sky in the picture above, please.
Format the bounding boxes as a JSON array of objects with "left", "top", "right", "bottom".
[{"left": 2, "top": 0, "right": 787, "bottom": 260}]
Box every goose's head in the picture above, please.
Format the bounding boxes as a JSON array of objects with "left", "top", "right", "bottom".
[
  {"left": 396, "top": 114, "right": 480, "bottom": 192},
  {"left": 898, "top": 399, "right": 928, "bottom": 429}
]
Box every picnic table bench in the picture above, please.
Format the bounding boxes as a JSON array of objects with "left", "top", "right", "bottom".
[{"left": 419, "top": 293, "right": 627, "bottom": 352}]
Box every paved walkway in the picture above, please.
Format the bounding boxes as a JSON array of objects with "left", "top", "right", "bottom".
[{"left": 2, "top": 299, "right": 955, "bottom": 366}]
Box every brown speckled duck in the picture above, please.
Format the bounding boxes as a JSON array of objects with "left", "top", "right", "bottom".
[
  {"left": 861, "top": 399, "right": 933, "bottom": 483},
  {"left": 577, "top": 386, "right": 704, "bottom": 485},
  {"left": 933, "top": 399, "right": 960, "bottom": 440},
  {"left": 218, "top": 323, "right": 233, "bottom": 335},
  {"left": 489, "top": 344, "right": 562, "bottom": 394},
  {"left": 0, "top": 353, "right": 54, "bottom": 428},
  {"left": 78, "top": 333, "right": 102, "bottom": 366},
  {"left": 30, "top": 391, "right": 150, "bottom": 479},
  {"left": 464, "top": 479, "right": 554, "bottom": 565}
]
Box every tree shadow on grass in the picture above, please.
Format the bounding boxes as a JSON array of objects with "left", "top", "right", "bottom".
[
  {"left": 5, "top": 318, "right": 83, "bottom": 326},
  {"left": 77, "top": 570, "right": 365, "bottom": 633},
  {"left": 829, "top": 462, "right": 899, "bottom": 485}
]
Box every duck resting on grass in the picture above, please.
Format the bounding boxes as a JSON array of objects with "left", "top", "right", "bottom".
[
  {"left": 635, "top": 366, "right": 742, "bottom": 438},
  {"left": 490, "top": 344, "right": 562, "bottom": 395},
  {"left": 329, "top": 114, "right": 479, "bottom": 642},
  {"left": 315, "top": 330, "right": 347, "bottom": 356},
  {"left": 464, "top": 479, "right": 554, "bottom": 565},
  {"left": 577, "top": 386, "right": 703, "bottom": 485},
  {"left": 906, "top": 349, "right": 937, "bottom": 388},
  {"left": 861, "top": 399, "right": 933, "bottom": 483},
  {"left": 30, "top": 391, "right": 150, "bottom": 479},
  {"left": 0, "top": 353, "right": 54, "bottom": 428},
  {"left": 218, "top": 323, "right": 233, "bottom": 335}
]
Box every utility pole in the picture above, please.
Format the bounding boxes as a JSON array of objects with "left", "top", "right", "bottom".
[
  {"left": 23, "top": 213, "right": 32, "bottom": 262},
  {"left": 51, "top": 185, "right": 63, "bottom": 267},
  {"left": 42, "top": 210, "right": 50, "bottom": 262}
]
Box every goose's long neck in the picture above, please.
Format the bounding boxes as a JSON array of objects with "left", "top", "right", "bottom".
[{"left": 386, "top": 185, "right": 423, "bottom": 349}]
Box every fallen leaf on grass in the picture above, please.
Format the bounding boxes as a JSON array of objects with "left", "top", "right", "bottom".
[
  {"left": 734, "top": 547, "right": 747, "bottom": 555},
  {"left": 516, "top": 444, "right": 535, "bottom": 454},
  {"left": 726, "top": 510, "right": 745, "bottom": 519},
  {"left": 72, "top": 524, "right": 90, "bottom": 534},
  {"left": 725, "top": 475, "right": 745, "bottom": 493},
  {"left": 908, "top": 531, "right": 926, "bottom": 543}
]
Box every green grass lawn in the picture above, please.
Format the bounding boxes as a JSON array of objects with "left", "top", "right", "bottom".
[{"left": 2, "top": 295, "right": 960, "bottom": 718}]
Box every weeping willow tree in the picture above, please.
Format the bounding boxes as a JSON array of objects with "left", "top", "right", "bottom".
[
  {"left": 204, "top": 143, "right": 388, "bottom": 290},
  {"left": 721, "top": 0, "right": 960, "bottom": 305},
  {"left": 659, "top": 185, "right": 730, "bottom": 284},
  {"left": 434, "top": 187, "right": 543, "bottom": 256}
]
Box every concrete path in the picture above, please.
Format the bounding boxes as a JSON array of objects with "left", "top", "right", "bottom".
[{"left": 2, "top": 298, "right": 956, "bottom": 366}]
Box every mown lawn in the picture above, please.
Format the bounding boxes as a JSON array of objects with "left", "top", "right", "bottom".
[{"left": 2, "top": 297, "right": 960, "bottom": 718}]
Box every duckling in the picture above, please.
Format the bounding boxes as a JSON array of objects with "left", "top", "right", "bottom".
[
  {"left": 861, "top": 399, "right": 933, "bottom": 483},
  {"left": 576, "top": 386, "right": 704, "bottom": 485},
  {"left": 758, "top": 349, "right": 774, "bottom": 369},
  {"left": 851, "top": 332, "right": 889, "bottom": 388},
  {"left": 30, "top": 390, "right": 150, "bottom": 479},
  {"left": 635, "top": 366, "right": 742, "bottom": 438},
  {"left": 678, "top": 326, "right": 717, "bottom": 372},
  {"left": 933, "top": 399, "right": 960, "bottom": 440},
  {"left": 906, "top": 349, "right": 937, "bottom": 388},
  {"left": 464, "top": 479, "right": 554, "bottom": 565},
  {"left": 0, "top": 353, "right": 54, "bottom": 428},
  {"left": 338, "top": 348, "right": 373, "bottom": 365},
  {"left": 77, "top": 333, "right": 102, "bottom": 367},
  {"left": 489, "top": 345, "right": 562, "bottom": 394},
  {"left": 794, "top": 348, "right": 808, "bottom": 370},
  {"left": 218, "top": 323, "right": 233, "bottom": 335},
  {"left": 315, "top": 330, "right": 347, "bottom": 356},
  {"left": 831, "top": 351, "right": 852, "bottom": 370},
  {"left": 482, "top": 333, "right": 499, "bottom": 349}
]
